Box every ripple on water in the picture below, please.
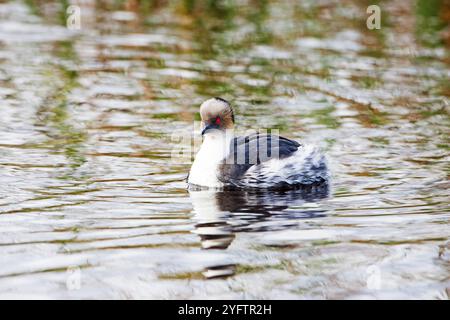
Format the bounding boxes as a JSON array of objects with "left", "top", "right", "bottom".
[{"left": 0, "top": 0, "right": 449, "bottom": 299}]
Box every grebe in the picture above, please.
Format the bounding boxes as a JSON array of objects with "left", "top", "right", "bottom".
[{"left": 188, "top": 98, "right": 329, "bottom": 189}]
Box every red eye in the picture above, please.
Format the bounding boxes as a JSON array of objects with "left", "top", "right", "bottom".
[{"left": 215, "top": 117, "right": 221, "bottom": 125}]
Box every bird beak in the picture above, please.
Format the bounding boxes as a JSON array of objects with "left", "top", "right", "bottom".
[{"left": 201, "top": 124, "right": 219, "bottom": 136}]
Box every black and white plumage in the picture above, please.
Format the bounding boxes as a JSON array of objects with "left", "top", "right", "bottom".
[
  {"left": 188, "top": 98, "right": 329, "bottom": 190},
  {"left": 219, "top": 133, "right": 328, "bottom": 188}
]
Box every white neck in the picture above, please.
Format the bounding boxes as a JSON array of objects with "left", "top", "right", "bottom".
[{"left": 188, "top": 130, "right": 234, "bottom": 188}]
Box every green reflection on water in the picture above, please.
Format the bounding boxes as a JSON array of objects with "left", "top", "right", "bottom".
[
  {"left": 416, "top": 0, "right": 447, "bottom": 47},
  {"left": 35, "top": 40, "right": 87, "bottom": 174}
]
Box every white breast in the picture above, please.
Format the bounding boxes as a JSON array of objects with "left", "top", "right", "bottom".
[{"left": 188, "top": 132, "right": 232, "bottom": 188}]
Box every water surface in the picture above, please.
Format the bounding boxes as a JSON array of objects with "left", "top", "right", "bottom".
[{"left": 0, "top": 0, "right": 449, "bottom": 299}]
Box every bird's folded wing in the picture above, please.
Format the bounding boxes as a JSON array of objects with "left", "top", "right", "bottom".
[{"left": 218, "top": 133, "right": 301, "bottom": 184}]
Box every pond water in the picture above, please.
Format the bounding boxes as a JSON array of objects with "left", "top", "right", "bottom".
[{"left": 0, "top": 0, "right": 449, "bottom": 299}]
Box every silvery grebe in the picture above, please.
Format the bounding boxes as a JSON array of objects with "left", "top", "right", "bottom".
[{"left": 188, "top": 98, "right": 329, "bottom": 189}]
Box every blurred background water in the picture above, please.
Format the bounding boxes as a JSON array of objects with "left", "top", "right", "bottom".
[{"left": 0, "top": 0, "right": 449, "bottom": 299}]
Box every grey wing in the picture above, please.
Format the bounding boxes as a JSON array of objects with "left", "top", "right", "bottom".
[{"left": 218, "top": 133, "right": 300, "bottom": 186}]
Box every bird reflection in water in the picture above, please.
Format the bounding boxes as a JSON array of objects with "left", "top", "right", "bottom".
[{"left": 189, "top": 184, "right": 329, "bottom": 278}]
